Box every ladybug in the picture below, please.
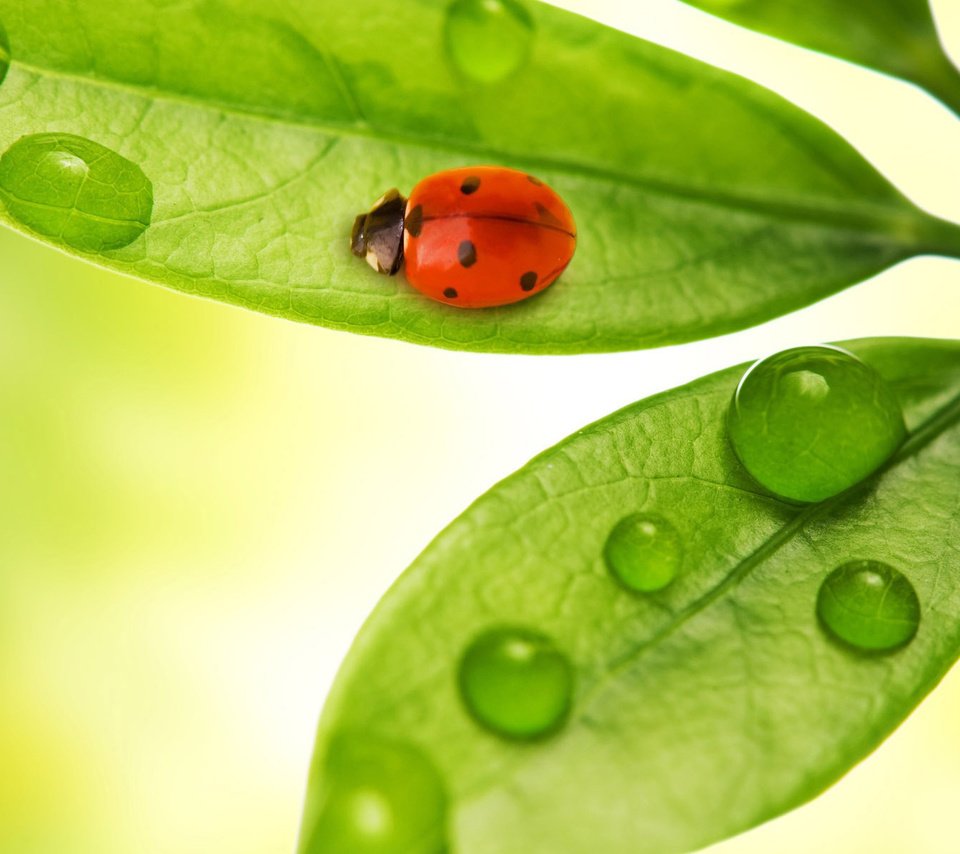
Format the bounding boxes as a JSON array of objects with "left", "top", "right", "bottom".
[{"left": 350, "top": 166, "right": 576, "bottom": 308}]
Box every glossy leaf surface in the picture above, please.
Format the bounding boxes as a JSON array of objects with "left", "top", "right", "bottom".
[
  {"left": 681, "top": 0, "right": 960, "bottom": 114},
  {"left": 303, "top": 337, "right": 960, "bottom": 852},
  {"left": 0, "top": 0, "right": 957, "bottom": 353}
]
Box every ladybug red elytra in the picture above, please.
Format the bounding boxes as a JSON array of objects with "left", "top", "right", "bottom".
[{"left": 350, "top": 166, "right": 576, "bottom": 308}]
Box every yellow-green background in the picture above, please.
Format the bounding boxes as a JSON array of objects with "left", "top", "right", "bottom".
[{"left": 1, "top": 1, "right": 959, "bottom": 852}]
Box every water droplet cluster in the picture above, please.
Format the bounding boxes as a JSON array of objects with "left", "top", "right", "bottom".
[
  {"left": 445, "top": 0, "right": 533, "bottom": 83},
  {"left": 727, "top": 345, "right": 906, "bottom": 503},
  {"left": 0, "top": 133, "right": 153, "bottom": 251},
  {"left": 454, "top": 516, "right": 685, "bottom": 746},
  {"left": 451, "top": 345, "right": 920, "bottom": 745},
  {"left": 727, "top": 347, "right": 922, "bottom": 652},
  {"left": 313, "top": 344, "right": 923, "bottom": 838}
]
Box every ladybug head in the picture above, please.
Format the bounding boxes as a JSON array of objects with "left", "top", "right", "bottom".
[{"left": 351, "top": 188, "right": 406, "bottom": 275}]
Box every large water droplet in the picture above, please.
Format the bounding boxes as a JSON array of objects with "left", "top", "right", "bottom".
[
  {"left": 458, "top": 626, "right": 573, "bottom": 740},
  {"left": 727, "top": 346, "right": 905, "bottom": 503},
  {"left": 445, "top": 0, "right": 533, "bottom": 84},
  {"left": 0, "top": 133, "right": 153, "bottom": 251},
  {"left": 817, "top": 560, "right": 920, "bottom": 653},
  {"left": 0, "top": 22, "right": 10, "bottom": 88},
  {"left": 300, "top": 732, "right": 447, "bottom": 854},
  {"left": 604, "top": 513, "right": 682, "bottom": 592}
]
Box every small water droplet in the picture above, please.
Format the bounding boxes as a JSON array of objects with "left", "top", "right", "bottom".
[
  {"left": 817, "top": 560, "right": 920, "bottom": 653},
  {"left": 0, "top": 133, "right": 153, "bottom": 251},
  {"left": 458, "top": 626, "right": 573, "bottom": 740},
  {"left": 604, "top": 513, "right": 682, "bottom": 593},
  {"left": 727, "top": 346, "right": 906, "bottom": 503},
  {"left": 301, "top": 732, "right": 447, "bottom": 854},
  {"left": 0, "top": 22, "right": 10, "bottom": 88},
  {"left": 445, "top": 0, "right": 533, "bottom": 84}
]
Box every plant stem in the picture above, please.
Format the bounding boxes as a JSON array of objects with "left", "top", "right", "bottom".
[{"left": 916, "top": 215, "right": 960, "bottom": 261}]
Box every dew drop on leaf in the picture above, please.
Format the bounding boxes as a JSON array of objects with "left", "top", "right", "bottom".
[
  {"left": 458, "top": 626, "right": 573, "bottom": 740},
  {"left": 816, "top": 560, "right": 920, "bottom": 653},
  {"left": 603, "top": 513, "right": 682, "bottom": 592},
  {"left": 300, "top": 732, "right": 448, "bottom": 854},
  {"left": 444, "top": 0, "right": 533, "bottom": 84},
  {"left": 0, "top": 132, "right": 153, "bottom": 252},
  {"left": 727, "top": 345, "right": 906, "bottom": 503},
  {"left": 0, "top": 22, "right": 9, "bottom": 88}
]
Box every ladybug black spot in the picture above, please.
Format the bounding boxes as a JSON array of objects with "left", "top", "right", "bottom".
[
  {"left": 460, "top": 176, "right": 481, "bottom": 194},
  {"left": 458, "top": 240, "right": 477, "bottom": 268},
  {"left": 535, "top": 203, "right": 564, "bottom": 228},
  {"left": 520, "top": 271, "right": 537, "bottom": 291},
  {"left": 444, "top": 287, "right": 458, "bottom": 299},
  {"left": 406, "top": 204, "right": 424, "bottom": 237},
  {"left": 527, "top": 174, "right": 543, "bottom": 186}
]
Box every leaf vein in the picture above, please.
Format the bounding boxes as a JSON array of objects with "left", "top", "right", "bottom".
[{"left": 155, "top": 136, "right": 340, "bottom": 226}]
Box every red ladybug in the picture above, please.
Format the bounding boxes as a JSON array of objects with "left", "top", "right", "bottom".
[{"left": 350, "top": 166, "right": 576, "bottom": 308}]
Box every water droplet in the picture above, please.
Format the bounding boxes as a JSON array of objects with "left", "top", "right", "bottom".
[
  {"left": 604, "top": 513, "right": 682, "bottom": 592},
  {"left": 0, "top": 133, "right": 153, "bottom": 252},
  {"left": 817, "top": 560, "right": 920, "bottom": 653},
  {"left": 301, "top": 732, "right": 447, "bottom": 854},
  {"left": 0, "top": 22, "right": 10, "bottom": 88},
  {"left": 445, "top": 0, "right": 533, "bottom": 84},
  {"left": 458, "top": 626, "right": 573, "bottom": 740},
  {"left": 727, "top": 346, "right": 906, "bottom": 503}
]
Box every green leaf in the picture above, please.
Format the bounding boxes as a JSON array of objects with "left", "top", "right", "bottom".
[
  {"left": 302, "top": 337, "right": 960, "bottom": 853},
  {"left": 0, "top": 1, "right": 956, "bottom": 354},
  {"left": 680, "top": 0, "right": 960, "bottom": 115}
]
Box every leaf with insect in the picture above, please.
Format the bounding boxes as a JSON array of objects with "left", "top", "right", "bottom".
[{"left": 0, "top": 0, "right": 957, "bottom": 353}]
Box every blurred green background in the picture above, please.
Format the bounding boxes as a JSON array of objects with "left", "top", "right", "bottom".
[{"left": 2, "top": 1, "right": 960, "bottom": 852}]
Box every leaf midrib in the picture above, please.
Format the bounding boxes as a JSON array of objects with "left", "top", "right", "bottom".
[
  {"left": 457, "top": 381, "right": 960, "bottom": 805},
  {"left": 3, "top": 56, "right": 940, "bottom": 248},
  {"left": 593, "top": 384, "right": 960, "bottom": 702}
]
